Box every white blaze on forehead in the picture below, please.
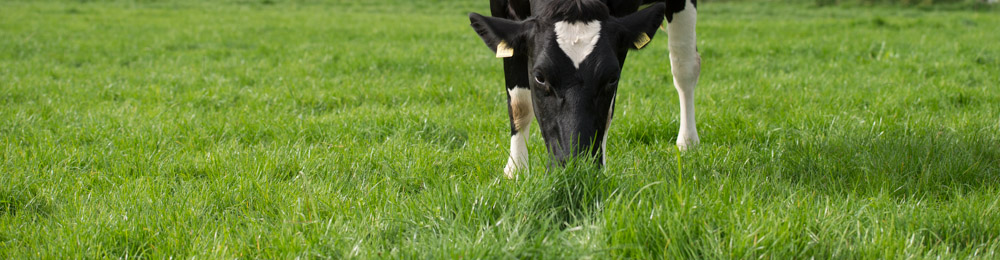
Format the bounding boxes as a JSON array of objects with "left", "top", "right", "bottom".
[{"left": 554, "top": 20, "right": 601, "bottom": 69}]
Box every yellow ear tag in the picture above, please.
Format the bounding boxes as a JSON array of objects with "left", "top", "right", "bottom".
[
  {"left": 496, "top": 40, "right": 514, "bottom": 58},
  {"left": 634, "top": 32, "right": 651, "bottom": 49}
]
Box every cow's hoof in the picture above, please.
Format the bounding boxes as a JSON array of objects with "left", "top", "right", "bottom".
[
  {"left": 503, "top": 164, "right": 518, "bottom": 179},
  {"left": 676, "top": 135, "right": 700, "bottom": 151}
]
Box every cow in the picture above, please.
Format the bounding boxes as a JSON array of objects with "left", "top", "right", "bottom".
[{"left": 469, "top": 0, "right": 700, "bottom": 178}]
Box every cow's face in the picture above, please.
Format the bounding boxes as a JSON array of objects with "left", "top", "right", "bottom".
[{"left": 471, "top": 1, "right": 665, "bottom": 166}]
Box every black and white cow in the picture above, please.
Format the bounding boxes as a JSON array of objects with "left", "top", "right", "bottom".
[{"left": 470, "top": 0, "right": 700, "bottom": 178}]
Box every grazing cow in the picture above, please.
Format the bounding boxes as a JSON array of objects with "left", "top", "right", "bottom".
[{"left": 470, "top": 0, "right": 700, "bottom": 178}]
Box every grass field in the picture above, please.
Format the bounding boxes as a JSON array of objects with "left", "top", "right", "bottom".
[{"left": 2, "top": 0, "right": 999, "bottom": 258}]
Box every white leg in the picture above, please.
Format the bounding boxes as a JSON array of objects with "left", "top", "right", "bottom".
[
  {"left": 667, "top": 0, "right": 701, "bottom": 150},
  {"left": 504, "top": 87, "right": 534, "bottom": 178}
]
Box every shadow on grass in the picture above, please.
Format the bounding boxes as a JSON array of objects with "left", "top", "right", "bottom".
[
  {"left": 0, "top": 185, "right": 52, "bottom": 218},
  {"left": 776, "top": 129, "right": 1000, "bottom": 199},
  {"left": 512, "top": 158, "right": 619, "bottom": 229}
]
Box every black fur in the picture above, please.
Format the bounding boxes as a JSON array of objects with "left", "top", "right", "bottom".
[{"left": 537, "top": 0, "right": 610, "bottom": 23}]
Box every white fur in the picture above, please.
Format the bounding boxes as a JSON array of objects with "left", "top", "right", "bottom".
[
  {"left": 667, "top": 0, "right": 700, "bottom": 150},
  {"left": 554, "top": 20, "right": 602, "bottom": 69},
  {"left": 504, "top": 87, "right": 534, "bottom": 178},
  {"left": 601, "top": 94, "right": 615, "bottom": 165}
]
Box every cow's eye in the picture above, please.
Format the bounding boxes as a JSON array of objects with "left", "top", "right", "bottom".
[
  {"left": 607, "top": 77, "right": 619, "bottom": 86},
  {"left": 533, "top": 71, "right": 546, "bottom": 85}
]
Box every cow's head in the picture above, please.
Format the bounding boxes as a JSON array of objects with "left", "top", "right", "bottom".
[{"left": 470, "top": 0, "right": 666, "bottom": 166}]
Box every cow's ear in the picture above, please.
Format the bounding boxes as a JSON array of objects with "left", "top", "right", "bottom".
[
  {"left": 613, "top": 3, "right": 666, "bottom": 50},
  {"left": 469, "top": 13, "right": 531, "bottom": 58}
]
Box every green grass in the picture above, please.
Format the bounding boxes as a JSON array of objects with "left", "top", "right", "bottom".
[{"left": 2, "top": 0, "right": 999, "bottom": 258}]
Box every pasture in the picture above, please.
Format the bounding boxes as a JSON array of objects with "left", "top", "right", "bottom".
[{"left": 1, "top": 0, "right": 999, "bottom": 258}]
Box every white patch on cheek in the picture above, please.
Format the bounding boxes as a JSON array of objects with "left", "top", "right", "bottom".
[
  {"left": 601, "top": 94, "right": 615, "bottom": 165},
  {"left": 554, "top": 20, "right": 601, "bottom": 69}
]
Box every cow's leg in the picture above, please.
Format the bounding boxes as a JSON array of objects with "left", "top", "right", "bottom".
[
  {"left": 487, "top": 0, "right": 534, "bottom": 178},
  {"left": 667, "top": 0, "right": 700, "bottom": 150},
  {"left": 502, "top": 55, "right": 533, "bottom": 179}
]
